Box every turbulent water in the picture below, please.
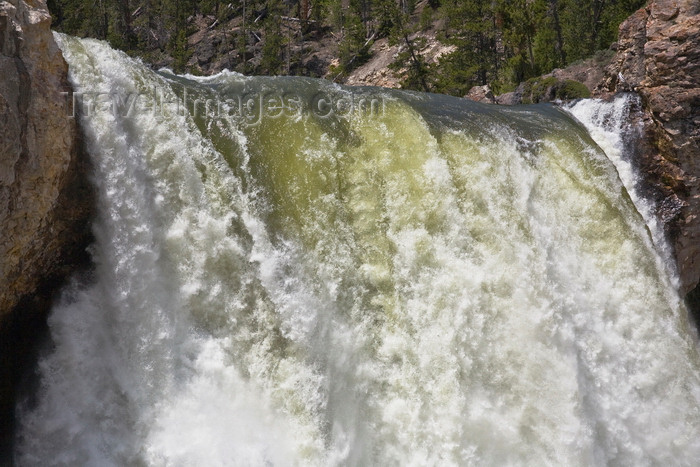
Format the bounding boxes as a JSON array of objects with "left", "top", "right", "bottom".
[{"left": 15, "top": 35, "right": 700, "bottom": 465}]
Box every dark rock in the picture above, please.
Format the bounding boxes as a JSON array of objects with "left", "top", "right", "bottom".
[
  {"left": 302, "top": 54, "right": 326, "bottom": 78},
  {"left": 596, "top": 7, "right": 649, "bottom": 93}
]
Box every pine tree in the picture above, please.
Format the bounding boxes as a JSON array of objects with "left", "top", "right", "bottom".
[
  {"left": 497, "top": 0, "right": 539, "bottom": 84},
  {"left": 384, "top": 0, "right": 431, "bottom": 92},
  {"left": 335, "top": 0, "right": 373, "bottom": 76},
  {"left": 260, "top": 0, "right": 286, "bottom": 74},
  {"left": 435, "top": 0, "right": 500, "bottom": 95},
  {"left": 46, "top": 0, "right": 646, "bottom": 87}
]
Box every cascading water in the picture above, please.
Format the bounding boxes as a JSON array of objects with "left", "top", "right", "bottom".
[
  {"left": 14, "top": 35, "right": 700, "bottom": 465},
  {"left": 565, "top": 95, "right": 677, "bottom": 285}
]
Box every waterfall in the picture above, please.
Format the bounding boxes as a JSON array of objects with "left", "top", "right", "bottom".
[
  {"left": 565, "top": 95, "right": 677, "bottom": 287},
  {"left": 15, "top": 35, "right": 700, "bottom": 466}
]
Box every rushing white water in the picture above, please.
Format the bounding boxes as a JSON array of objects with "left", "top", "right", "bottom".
[
  {"left": 15, "top": 35, "right": 700, "bottom": 466},
  {"left": 565, "top": 95, "right": 678, "bottom": 288}
]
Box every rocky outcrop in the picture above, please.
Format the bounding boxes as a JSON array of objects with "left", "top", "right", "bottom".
[
  {"left": 344, "top": 37, "right": 403, "bottom": 88},
  {"left": 465, "top": 84, "right": 496, "bottom": 104},
  {"left": 476, "top": 52, "right": 612, "bottom": 105},
  {"left": 597, "top": 0, "right": 700, "bottom": 297},
  {"left": 344, "top": 30, "right": 455, "bottom": 88},
  {"left": 0, "top": 0, "right": 93, "bottom": 457}
]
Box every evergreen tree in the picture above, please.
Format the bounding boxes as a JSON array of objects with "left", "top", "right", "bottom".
[
  {"left": 336, "top": 0, "right": 373, "bottom": 75},
  {"left": 385, "top": 0, "right": 431, "bottom": 91},
  {"left": 260, "top": 0, "right": 286, "bottom": 74},
  {"left": 46, "top": 0, "right": 646, "bottom": 90},
  {"left": 497, "top": 0, "right": 540, "bottom": 85},
  {"left": 435, "top": 0, "right": 499, "bottom": 95}
]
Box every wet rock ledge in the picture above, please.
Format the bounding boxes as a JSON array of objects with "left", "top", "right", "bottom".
[{"left": 0, "top": 0, "right": 94, "bottom": 458}]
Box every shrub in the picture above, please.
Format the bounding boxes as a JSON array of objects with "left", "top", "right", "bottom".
[{"left": 555, "top": 79, "right": 591, "bottom": 100}]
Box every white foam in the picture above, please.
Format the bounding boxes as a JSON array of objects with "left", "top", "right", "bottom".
[{"left": 17, "top": 36, "right": 700, "bottom": 466}]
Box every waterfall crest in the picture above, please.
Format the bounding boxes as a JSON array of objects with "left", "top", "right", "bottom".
[{"left": 16, "top": 35, "right": 700, "bottom": 466}]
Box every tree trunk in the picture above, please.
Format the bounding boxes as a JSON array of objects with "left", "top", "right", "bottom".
[{"left": 550, "top": 0, "right": 566, "bottom": 65}]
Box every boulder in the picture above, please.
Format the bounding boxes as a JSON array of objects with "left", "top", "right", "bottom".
[{"left": 465, "top": 84, "right": 496, "bottom": 104}]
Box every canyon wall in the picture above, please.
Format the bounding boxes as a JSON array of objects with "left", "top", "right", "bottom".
[
  {"left": 0, "top": 0, "right": 93, "bottom": 457},
  {"left": 596, "top": 0, "right": 700, "bottom": 297}
]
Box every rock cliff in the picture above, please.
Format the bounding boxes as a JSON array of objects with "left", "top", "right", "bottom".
[
  {"left": 0, "top": 0, "right": 93, "bottom": 457},
  {"left": 596, "top": 0, "right": 700, "bottom": 298}
]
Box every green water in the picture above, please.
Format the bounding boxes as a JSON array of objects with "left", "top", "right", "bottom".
[{"left": 15, "top": 35, "right": 700, "bottom": 466}]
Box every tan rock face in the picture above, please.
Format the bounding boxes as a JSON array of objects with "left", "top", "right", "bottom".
[
  {"left": 0, "top": 0, "right": 91, "bottom": 319},
  {"left": 0, "top": 0, "right": 93, "bottom": 452},
  {"left": 598, "top": 0, "right": 700, "bottom": 296},
  {"left": 343, "top": 33, "right": 455, "bottom": 89},
  {"left": 464, "top": 84, "right": 496, "bottom": 104}
]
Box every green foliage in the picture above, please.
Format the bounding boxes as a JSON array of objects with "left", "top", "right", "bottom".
[
  {"left": 171, "top": 28, "right": 190, "bottom": 73},
  {"left": 389, "top": 36, "right": 432, "bottom": 92},
  {"left": 333, "top": 0, "right": 375, "bottom": 77},
  {"left": 521, "top": 76, "right": 557, "bottom": 103},
  {"left": 48, "top": 0, "right": 109, "bottom": 39},
  {"left": 419, "top": 3, "right": 433, "bottom": 31},
  {"left": 382, "top": 0, "right": 431, "bottom": 91},
  {"left": 317, "top": 0, "right": 344, "bottom": 30},
  {"left": 259, "top": 0, "right": 286, "bottom": 75},
  {"left": 559, "top": 0, "right": 646, "bottom": 63},
  {"left": 432, "top": 0, "right": 500, "bottom": 95},
  {"left": 556, "top": 79, "right": 591, "bottom": 100},
  {"left": 521, "top": 76, "right": 590, "bottom": 103},
  {"left": 48, "top": 0, "right": 645, "bottom": 94},
  {"left": 336, "top": 12, "right": 371, "bottom": 75}
]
